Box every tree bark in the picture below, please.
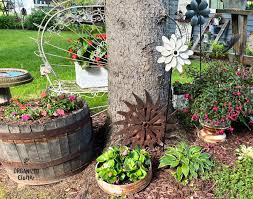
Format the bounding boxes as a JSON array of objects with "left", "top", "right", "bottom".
[{"left": 106, "top": 0, "right": 178, "bottom": 144}]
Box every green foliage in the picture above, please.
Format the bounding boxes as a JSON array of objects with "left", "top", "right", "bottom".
[
  {"left": 96, "top": 146, "right": 151, "bottom": 184},
  {"left": 210, "top": 41, "right": 227, "bottom": 58},
  {"left": 4, "top": 93, "right": 82, "bottom": 122},
  {"left": 159, "top": 142, "right": 213, "bottom": 184},
  {"left": 203, "top": 159, "right": 253, "bottom": 199},
  {"left": 246, "top": 46, "right": 253, "bottom": 56},
  {"left": 236, "top": 145, "right": 253, "bottom": 161},
  {"left": 0, "top": 16, "right": 22, "bottom": 29},
  {"left": 24, "top": 10, "right": 54, "bottom": 30},
  {"left": 173, "top": 81, "right": 192, "bottom": 95}
]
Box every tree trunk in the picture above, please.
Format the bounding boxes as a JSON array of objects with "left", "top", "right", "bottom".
[{"left": 106, "top": 0, "right": 179, "bottom": 144}]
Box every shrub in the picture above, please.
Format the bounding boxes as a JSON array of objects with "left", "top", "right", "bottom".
[
  {"left": 0, "top": 15, "right": 22, "bottom": 29},
  {"left": 24, "top": 10, "right": 53, "bottom": 30},
  {"left": 159, "top": 142, "right": 213, "bottom": 184},
  {"left": 96, "top": 146, "right": 151, "bottom": 184}
]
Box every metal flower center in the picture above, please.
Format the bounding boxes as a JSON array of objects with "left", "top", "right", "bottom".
[
  {"left": 174, "top": 50, "right": 179, "bottom": 56},
  {"left": 142, "top": 122, "right": 149, "bottom": 128}
]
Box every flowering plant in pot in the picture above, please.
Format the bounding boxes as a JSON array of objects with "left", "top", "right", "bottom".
[
  {"left": 68, "top": 33, "right": 107, "bottom": 67},
  {"left": 0, "top": 92, "right": 94, "bottom": 185},
  {"left": 191, "top": 84, "right": 252, "bottom": 143},
  {"left": 67, "top": 33, "right": 108, "bottom": 89},
  {"left": 95, "top": 146, "right": 152, "bottom": 196}
]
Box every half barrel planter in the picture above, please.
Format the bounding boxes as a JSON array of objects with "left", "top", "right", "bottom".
[{"left": 0, "top": 103, "right": 93, "bottom": 185}]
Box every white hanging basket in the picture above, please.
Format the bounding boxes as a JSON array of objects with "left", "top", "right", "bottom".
[{"left": 74, "top": 62, "right": 108, "bottom": 89}]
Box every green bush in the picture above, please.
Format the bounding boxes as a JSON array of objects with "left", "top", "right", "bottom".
[
  {"left": 24, "top": 10, "right": 52, "bottom": 30},
  {"left": 0, "top": 15, "right": 22, "bottom": 29}
]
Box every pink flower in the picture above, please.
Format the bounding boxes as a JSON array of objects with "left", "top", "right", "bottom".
[
  {"left": 21, "top": 114, "right": 31, "bottom": 121},
  {"left": 245, "top": 98, "right": 250, "bottom": 103},
  {"left": 184, "top": 93, "right": 191, "bottom": 100},
  {"left": 228, "top": 127, "right": 234, "bottom": 133},
  {"left": 236, "top": 71, "right": 241, "bottom": 76},
  {"left": 191, "top": 114, "right": 199, "bottom": 121},
  {"left": 216, "top": 129, "right": 224, "bottom": 135},
  {"left": 212, "top": 106, "right": 219, "bottom": 112},
  {"left": 204, "top": 113, "right": 209, "bottom": 121},
  {"left": 56, "top": 109, "right": 65, "bottom": 116},
  {"left": 11, "top": 112, "right": 17, "bottom": 116},
  {"left": 68, "top": 95, "right": 76, "bottom": 102},
  {"left": 41, "top": 110, "right": 47, "bottom": 117},
  {"left": 233, "top": 91, "right": 241, "bottom": 97},
  {"left": 236, "top": 105, "right": 243, "bottom": 111}
]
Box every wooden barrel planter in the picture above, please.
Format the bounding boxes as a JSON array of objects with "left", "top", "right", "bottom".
[
  {"left": 0, "top": 103, "right": 93, "bottom": 185},
  {"left": 96, "top": 164, "right": 152, "bottom": 196}
]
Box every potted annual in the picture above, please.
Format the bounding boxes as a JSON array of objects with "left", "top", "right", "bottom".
[
  {"left": 68, "top": 33, "right": 108, "bottom": 89},
  {"left": 223, "top": 0, "right": 247, "bottom": 10},
  {"left": 188, "top": 61, "right": 253, "bottom": 143},
  {"left": 95, "top": 146, "right": 152, "bottom": 196},
  {"left": 0, "top": 92, "right": 93, "bottom": 185},
  {"left": 172, "top": 81, "right": 192, "bottom": 110}
]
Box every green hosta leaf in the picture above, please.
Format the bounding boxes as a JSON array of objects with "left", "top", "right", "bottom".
[
  {"left": 189, "top": 146, "right": 202, "bottom": 154},
  {"left": 176, "top": 167, "right": 183, "bottom": 182},
  {"left": 182, "top": 164, "right": 190, "bottom": 178},
  {"left": 103, "top": 159, "right": 115, "bottom": 168},
  {"left": 159, "top": 154, "right": 177, "bottom": 168}
]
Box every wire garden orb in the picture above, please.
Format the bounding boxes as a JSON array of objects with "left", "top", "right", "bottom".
[{"left": 36, "top": 0, "right": 108, "bottom": 115}]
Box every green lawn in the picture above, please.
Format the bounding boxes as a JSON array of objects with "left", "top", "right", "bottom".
[{"left": 0, "top": 29, "right": 201, "bottom": 109}]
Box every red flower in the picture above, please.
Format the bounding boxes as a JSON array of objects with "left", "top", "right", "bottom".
[
  {"left": 245, "top": 98, "right": 250, "bottom": 103},
  {"left": 212, "top": 106, "right": 219, "bottom": 112},
  {"left": 236, "top": 71, "right": 241, "bottom": 76},
  {"left": 40, "top": 91, "right": 47, "bottom": 98},
  {"left": 216, "top": 130, "right": 225, "bottom": 135},
  {"left": 19, "top": 105, "right": 27, "bottom": 111},
  {"left": 68, "top": 48, "right": 73, "bottom": 53},
  {"left": 72, "top": 54, "right": 78, "bottom": 60},
  {"left": 191, "top": 114, "right": 199, "bottom": 121},
  {"left": 182, "top": 108, "right": 189, "bottom": 113},
  {"left": 95, "top": 57, "right": 101, "bottom": 62},
  {"left": 233, "top": 91, "right": 241, "bottom": 97},
  {"left": 96, "top": 34, "right": 107, "bottom": 40},
  {"left": 88, "top": 40, "right": 93, "bottom": 46},
  {"left": 184, "top": 93, "right": 191, "bottom": 100}
]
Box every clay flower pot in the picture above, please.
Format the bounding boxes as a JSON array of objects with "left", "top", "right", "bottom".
[
  {"left": 199, "top": 121, "right": 229, "bottom": 143},
  {"left": 95, "top": 163, "right": 152, "bottom": 196}
]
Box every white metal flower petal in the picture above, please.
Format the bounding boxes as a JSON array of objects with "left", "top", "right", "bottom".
[
  {"left": 158, "top": 56, "right": 166, "bottom": 63},
  {"left": 156, "top": 34, "right": 193, "bottom": 73}
]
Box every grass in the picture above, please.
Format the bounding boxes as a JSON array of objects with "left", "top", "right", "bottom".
[{"left": 0, "top": 29, "right": 202, "bottom": 109}]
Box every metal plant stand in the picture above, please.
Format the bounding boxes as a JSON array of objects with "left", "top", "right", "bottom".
[{"left": 0, "top": 68, "right": 33, "bottom": 104}]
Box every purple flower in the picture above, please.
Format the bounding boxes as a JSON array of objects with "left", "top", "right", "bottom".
[
  {"left": 21, "top": 114, "right": 31, "bottom": 121},
  {"left": 68, "top": 95, "right": 76, "bottom": 102}
]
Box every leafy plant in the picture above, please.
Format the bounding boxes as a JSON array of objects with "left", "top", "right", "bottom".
[
  {"left": 203, "top": 159, "right": 253, "bottom": 199},
  {"left": 210, "top": 41, "right": 227, "bottom": 58},
  {"left": 173, "top": 81, "right": 192, "bottom": 95},
  {"left": 0, "top": 16, "right": 22, "bottom": 29},
  {"left": 236, "top": 145, "right": 253, "bottom": 161},
  {"left": 159, "top": 142, "right": 213, "bottom": 184},
  {"left": 96, "top": 146, "right": 151, "bottom": 184}
]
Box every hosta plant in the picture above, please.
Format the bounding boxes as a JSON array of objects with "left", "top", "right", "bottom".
[
  {"left": 159, "top": 142, "right": 213, "bottom": 184},
  {"left": 96, "top": 146, "right": 151, "bottom": 184}
]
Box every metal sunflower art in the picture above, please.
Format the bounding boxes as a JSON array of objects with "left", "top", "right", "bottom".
[
  {"left": 185, "top": 0, "right": 210, "bottom": 26},
  {"left": 115, "top": 90, "right": 167, "bottom": 148}
]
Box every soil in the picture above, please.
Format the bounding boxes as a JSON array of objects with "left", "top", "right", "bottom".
[{"left": 0, "top": 113, "right": 252, "bottom": 199}]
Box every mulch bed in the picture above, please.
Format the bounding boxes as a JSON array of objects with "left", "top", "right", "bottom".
[{"left": 0, "top": 113, "right": 253, "bottom": 199}]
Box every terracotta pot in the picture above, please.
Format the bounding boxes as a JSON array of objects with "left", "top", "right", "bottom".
[
  {"left": 198, "top": 122, "right": 229, "bottom": 143},
  {"left": 96, "top": 163, "right": 152, "bottom": 196}
]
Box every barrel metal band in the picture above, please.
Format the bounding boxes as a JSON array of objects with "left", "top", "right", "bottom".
[{"left": 0, "top": 114, "right": 91, "bottom": 143}]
